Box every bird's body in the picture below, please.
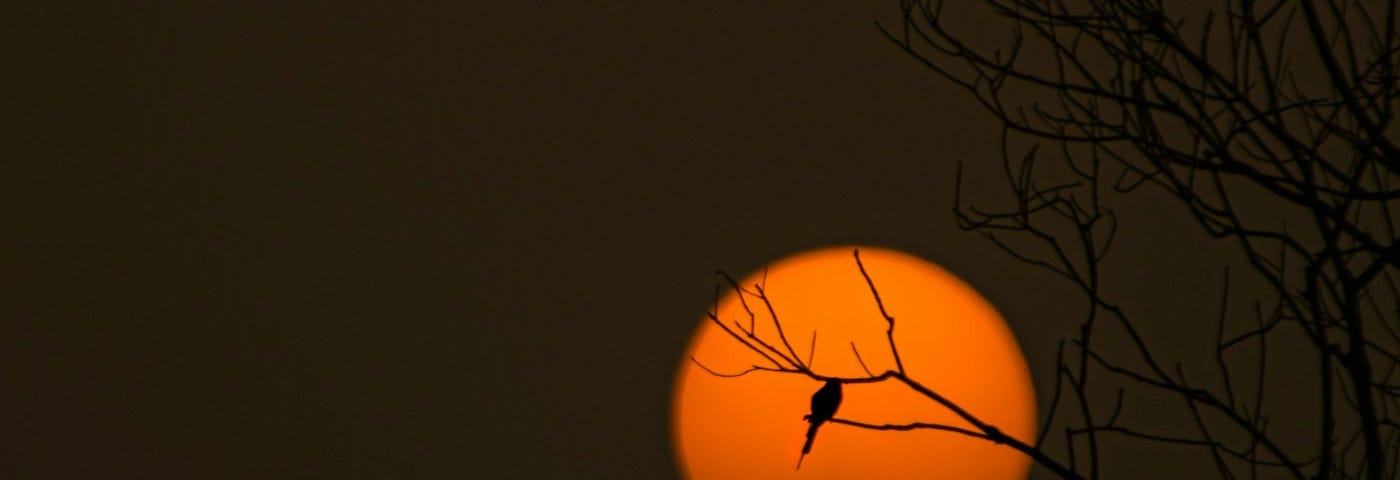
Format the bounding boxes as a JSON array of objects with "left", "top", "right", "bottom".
[{"left": 797, "top": 379, "right": 842, "bottom": 469}]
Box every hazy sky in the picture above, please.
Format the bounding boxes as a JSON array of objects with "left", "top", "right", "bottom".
[{"left": 12, "top": 2, "right": 1288, "bottom": 478}]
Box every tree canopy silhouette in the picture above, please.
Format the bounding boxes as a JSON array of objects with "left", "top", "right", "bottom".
[
  {"left": 879, "top": 0, "right": 1399, "bottom": 478},
  {"left": 698, "top": 0, "right": 1399, "bottom": 478}
]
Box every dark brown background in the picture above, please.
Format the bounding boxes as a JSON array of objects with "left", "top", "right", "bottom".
[{"left": 10, "top": 2, "right": 1302, "bottom": 478}]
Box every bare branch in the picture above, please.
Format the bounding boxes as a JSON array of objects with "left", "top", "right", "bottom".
[
  {"left": 829, "top": 417, "right": 992, "bottom": 440},
  {"left": 854, "top": 248, "right": 907, "bottom": 374},
  {"left": 851, "top": 341, "right": 877, "bottom": 378}
]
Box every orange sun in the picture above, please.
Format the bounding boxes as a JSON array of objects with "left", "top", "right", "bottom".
[{"left": 671, "top": 246, "right": 1036, "bottom": 479}]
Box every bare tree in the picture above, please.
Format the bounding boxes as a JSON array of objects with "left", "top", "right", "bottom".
[
  {"left": 697, "top": 0, "right": 1398, "bottom": 478},
  {"left": 875, "top": 0, "right": 1398, "bottom": 479}
]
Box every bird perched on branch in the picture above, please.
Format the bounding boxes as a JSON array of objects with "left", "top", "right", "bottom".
[{"left": 797, "top": 379, "right": 843, "bottom": 470}]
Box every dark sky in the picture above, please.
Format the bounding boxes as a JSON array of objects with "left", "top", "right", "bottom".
[{"left": 11, "top": 2, "right": 1304, "bottom": 478}]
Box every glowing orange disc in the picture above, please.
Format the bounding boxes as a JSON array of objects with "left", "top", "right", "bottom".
[{"left": 671, "top": 246, "right": 1036, "bottom": 479}]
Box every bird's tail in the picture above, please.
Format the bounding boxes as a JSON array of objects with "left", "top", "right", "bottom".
[
  {"left": 802, "top": 421, "right": 820, "bottom": 454},
  {"left": 796, "top": 421, "right": 821, "bottom": 470}
]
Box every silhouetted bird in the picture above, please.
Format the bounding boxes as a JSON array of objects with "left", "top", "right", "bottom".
[{"left": 796, "top": 379, "right": 842, "bottom": 469}]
